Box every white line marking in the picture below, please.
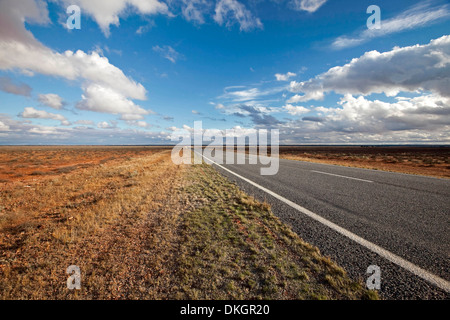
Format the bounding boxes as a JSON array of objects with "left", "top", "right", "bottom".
[
  {"left": 311, "top": 170, "right": 374, "bottom": 183},
  {"left": 196, "top": 152, "right": 450, "bottom": 293}
]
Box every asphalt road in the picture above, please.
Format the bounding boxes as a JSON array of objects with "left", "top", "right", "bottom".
[{"left": 200, "top": 152, "right": 450, "bottom": 299}]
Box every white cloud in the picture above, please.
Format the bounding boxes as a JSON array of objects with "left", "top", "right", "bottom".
[
  {"left": 181, "top": 0, "right": 211, "bottom": 24},
  {"left": 276, "top": 93, "right": 450, "bottom": 144},
  {"left": 221, "top": 86, "right": 286, "bottom": 102},
  {"left": 291, "top": 0, "right": 327, "bottom": 13},
  {"left": 20, "top": 107, "right": 68, "bottom": 126},
  {"left": 287, "top": 91, "right": 324, "bottom": 103},
  {"left": 332, "top": 2, "right": 450, "bottom": 49},
  {"left": 126, "top": 120, "right": 150, "bottom": 128},
  {"left": 315, "top": 106, "right": 331, "bottom": 114},
  {"left": 152, "top": 45, "right": 183, "bottom": 63},
  {"left": 290, "top": 35, "right": 450, "bottom": 101},
  {"left": 136, "top": 24, "right": 152, "bottom": 35},
  {"left": 0, "top": 120, "right": 10, "bottom": 132},
  {"left": 97, "top": 121, "right": 117, "bottom": 129},
  {"left": 38, "top": 93, "right": 65, "bottom": 109},
  {"left": 77, "top": 84, "right": 151, "bottom": 116},
  {"left": 283, "top": 104, "right": 309, "bottom": 115},
  {"left": 61, "top": 0, "right": 170, "bottom": 37},
  {"left": 136, "top": 120, "right": 149, "bottom": 128},
  {"left": 275, "top": 72, "right": 296, "bottom": 81},
  {"left": 28, "top": 126, "right": 60, "bottom": 135},
  {"left": 324, "top": 94, "right": 450, "bottom": 133},
  {"left": 0, "top": 44, "right": 146, "bottom": 99},
  {"left": 120, "top": 113, "right": 146, "bottom": 121},
  {"left": 224, "top": 87, "right": 261, "bottom": 101},
  {"left": 0, "top": 0, "right": 149, "bottom": 120},
  {"left": 214, "top": 0, "right": 263, "bottom": 31},
  {"left": 0, "top": 114, "right": 171, "bottom": 145}
]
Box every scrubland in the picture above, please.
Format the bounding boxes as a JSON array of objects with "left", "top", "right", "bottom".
[
  {"left": 0, "top": 146, "right": 376, "bottom": 299},
  {"left": 279, "top": 146, "right": 449, "bottom": 178}
]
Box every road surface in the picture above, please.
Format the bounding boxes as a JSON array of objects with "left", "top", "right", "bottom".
[{"left": 199, "top": 152, "right": 450, "bottom": 299}]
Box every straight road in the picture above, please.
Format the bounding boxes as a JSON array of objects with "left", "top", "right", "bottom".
[{"left": 199, "top": 152, "right": 450, "bottom": 299}]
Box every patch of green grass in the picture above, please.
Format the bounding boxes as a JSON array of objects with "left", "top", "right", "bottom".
[{"left": 173, "top": 164, "right": 378, "bottom": 300}]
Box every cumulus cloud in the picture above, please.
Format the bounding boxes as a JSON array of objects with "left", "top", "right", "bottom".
[
  {"left": 20, "top": 107, "right": 70, "bottom": 127},
  {"left": 137, "top": 120, "right": 150, "bottom": 128},
  {"left": 0, "top": 76, "right": 32, "bottom": 96},
  {"left": 214, "top": 0, "right": 263, "bottom": 31},
  {"left": 275, "top": 94, "right": 450, "bottom": 144},
  {"left": 290, "top": 35, "right": 450, "bottom": 101},
  {"left": 120, "top": 113, "right": 146, "bottom": 121},
  {"left": 0, "top": 47, "right": 147, "bottom": 100},
  {"left": 0, "top": 0, "right": 150, "bottom": 120},
  {"left": 0, "top": 120, "right": 10, "bottom": 131},
  {"left": 126, "top": 120, "right": 150, "bottom": 128},
  {"left": 290, "top": 0, "right": 327, "bottom": 13},
  {"left": 38, "top": 93, "right": 65, "bottom": 109},
  {"left": 287, "top": 91, "right": 324, "bottom": 103},
  {"left": 61, "top": 0, "right": 170, "bottom": 36},
  {"left": 332, "top": 2, "right": 450, "bottom": 50},
  {"left": 63, "top": 0, "right": 264, "bottom": 33},
  {"left": 283, "top": 104, "right": 309, "bottom": 115},
  {"left": 97, "top": 121, "right": 117, "bottom": 129},
  {"left": 20, "top": 107, "right": 66, "bottom": 121},
  {"left": 275, "top": 72, "right": 296, "bottom": 81},
  {"left": 76, "top": 84, "right": 150, "bottom": 116},
  {"left": 327, "top": 94, "right": 449, "bottom": 132},
  {"left": 28, "top": 125, "right": 61, "bottom": 135}
]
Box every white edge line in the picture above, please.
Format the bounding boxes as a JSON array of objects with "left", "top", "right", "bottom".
[
  {"left": 282, "top": 157, "right": 450, "bottom": 181},
  {"left": 311, "top": 170, "right": 374, "bottom": 183},
  {"left": 196, "top": 151, "right": 450, "bottom": 293}
]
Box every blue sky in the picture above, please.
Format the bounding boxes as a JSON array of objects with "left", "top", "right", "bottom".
[{"left": 0, "top": 0, "right": 449, "bottom": 144}]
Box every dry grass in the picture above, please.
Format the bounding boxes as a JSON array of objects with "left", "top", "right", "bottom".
[
  {"left": 0, "top": 147, "right": 182, "bottom": 299},
  {"left": 0, "top": 146, "right": 377, "bottom": 300},
  {"left": 173, "top": 164, "right": 376, "bottom": 300}
]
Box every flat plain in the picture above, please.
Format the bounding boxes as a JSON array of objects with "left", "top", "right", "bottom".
[
  {"left": 0, "top": 146, "right": 375, "bottom": 300},
  {"left": 278, "top": 146, "right": 449, "bottom": 178}
]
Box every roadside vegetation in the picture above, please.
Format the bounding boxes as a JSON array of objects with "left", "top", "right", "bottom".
[
  {"left": 0, "top": 147, "right": 377, "bottom": 299},
  {"left": 174, "top": 164, "right": 375, "bottom": 299}
]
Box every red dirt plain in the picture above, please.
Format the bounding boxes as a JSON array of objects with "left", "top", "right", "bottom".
[{"left": 0, "top": 146, "right": 172, "bottom": 183}]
